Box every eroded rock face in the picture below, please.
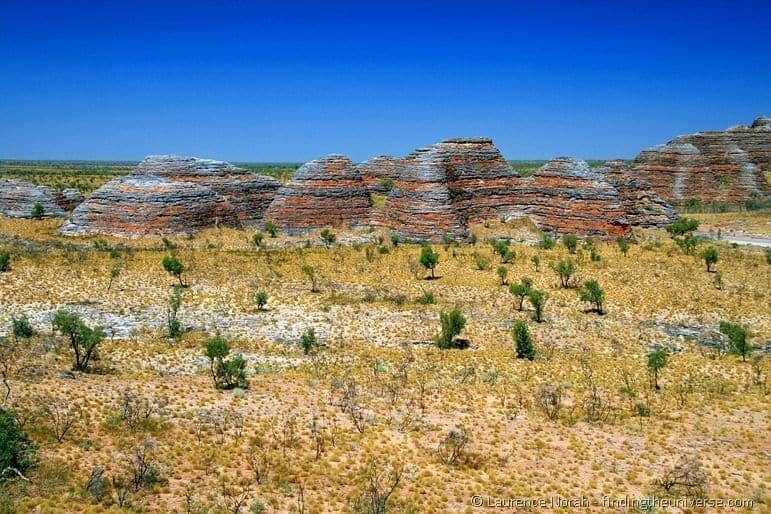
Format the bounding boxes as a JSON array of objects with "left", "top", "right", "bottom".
[
  {"left": 60, "top": 156, "right": 280, "bottom": 237},
  {"left": 60, "top": 176, "right": 234, "bottom": 236},
  {"left": 263, "top": 155, "right": 372, "bottom": 233},
  {"left": 376, "top": 138, "right": 522, "bottom": 241},
  {"left": 356, "top": 156, "right": 405, "bottom": 194},
  {"left": 0, "top": 178, "right": 67, "bottom": 218},
  {"left": 631, "top": 116, "right": 770, "bottom": 204},
  {"left": 507, "top": 158, "right": 677, "bottom": 238},
  {"left": 131, "top": 155, "right": 280, "bottom": 225}
]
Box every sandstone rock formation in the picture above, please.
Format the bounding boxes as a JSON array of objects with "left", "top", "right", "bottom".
[
  {"left": 376, "top": 138, "right": 522, "bottom": 241},
  {"left": 263, "top": 155, "right": 372, "bottom": 233},
  {"left": 631, "top": 116, "right": 770, "bottom": 204},
  {"left": 131, "top": 155, "right": 280, "bottom": 225},
  {"left": 505, "top": 158, "right": 677, "bottom": 238},
  {"left": 356, "top": 156, "right": 405, "bottom": 194},
  {"left": 61, "top": 156, "right": 280, "bottom": 237},
  {"left": 0, "top": 178, "right": 67, "bottom": 218}
]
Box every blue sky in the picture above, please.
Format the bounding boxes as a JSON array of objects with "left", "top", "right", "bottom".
[{"left": 1, "top": 0, "right": 769, "bottom": 162}]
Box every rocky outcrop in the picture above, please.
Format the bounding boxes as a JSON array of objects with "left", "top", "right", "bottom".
[
  {"left": 356, "top": 156, "right": 405, "bottom": 194},
  {"left": 505, "top": 158, "right": 677, "bottom": 238},
  {"left": 61, "top": 156, "right": 280, "bottom": 237},
  {"left": 0, "top": 178, "right": 67, "bottom": 218},
  {"left": 131, "top": 155, "right": 280, "bottom": 225},
  {"left": 631, "top": 116, "right": 770, "bottom": 204},
  {"left": 263, "top": 155, "right": 372, "bottom": 233},
  {"left": 376, "top": 138, "right": 522, "bottom": 241}
]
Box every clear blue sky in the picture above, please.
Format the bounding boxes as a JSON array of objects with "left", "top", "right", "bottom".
[{"left": 1, "top": 0, "right": 769, "bottom": 162}]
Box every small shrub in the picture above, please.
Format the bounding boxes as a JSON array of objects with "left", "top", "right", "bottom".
[
  {"left": 675, "top": 234, "right": 699, "bottom": 255},
  {"left": 419, "top": 245, "right": 439, "bottom": 279},
  {"left": 417, "top": 291, "right": 435, "bottom": 305},
  {"left": 435, "top": 309, "right": 467, "bottom": 349},
  {"left": 252, "top": 232, "right": 264, "bottom": 247},
  {"left": 657, "top": 457, "right": 707, "bottom": 498},
  {"left": 719, "top": 321, "right": 752, "bottom": 361},
  {"left": 0, "top": 250, "right": 10, "bottom": 273},
  {"left": 30, "top": 202, "right": 45, "bottom": 219},
  {"left": 496, "top": 266, "right": 508, "bottom": 285},
  {"left": 204, "top": 337, "right": 248, "bottom": 389},
  {"left": 264, "top": 222, "right": 278, "bottom": 237},
  {"left": 436, "top": 428, "right": 469, "bottom": 465},
  {"left": 390, "top": 233, "right": 400, "bottom": 247},
  {"left": 528, "top": 289, "right": 547, "bottom": 322},
  {"left": 616, "top": 237, "right": 630, "bottom": 256},
  {"left": 539, "top": 234, "right": 556, "bottom": 250},
  {"left": 0, "top": 407, "right": 36, "bottom": 479},
  {"left": 562, "top": 234, "right": 578, "bottom": 254},
  {"left": 647, "top": 349, "right": 667, "bottom": 390},
  {"left": 320, "top": 229, "right": 336, "bottom": 247},
  {"left": 512, "top": 320, "right": 535, "bottom": 360},
  {"left": 255, "top": 291, "right": 268, "bottom": 310},
  {"left": 578, "top": 280, "right": 605, "bottom": 314},
  {"left": 701, "top": 246, "right": 718, "bottom": 272},
  {"left": 300, "top": 328, "right": 317, "bottom": 355},
  {"left": 11, "top": 316, "right": 35, "bottom": 340},
  {"left": 301, "top": 265, "right": 319, "bottom": 292},
  {"left": 472, "top": 252, "right": 490, "bottom": 271},
  {"left": 379, "top": 177, "right": 395, "bottom": 191}
]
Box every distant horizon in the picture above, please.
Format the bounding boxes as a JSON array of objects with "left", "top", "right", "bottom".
[{"left": 2, "top": 1, "right": 770, "bottom": 162}]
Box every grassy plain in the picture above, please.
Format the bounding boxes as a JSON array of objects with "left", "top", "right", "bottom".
[{"left": 0, "top": 213, "right": 769, "bottom": 513}]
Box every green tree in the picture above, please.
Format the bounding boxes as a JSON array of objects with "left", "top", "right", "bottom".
[
  {"left": 616, "top": 237, "right": 630, "bottom": 256},
  {"left": 551, "top": 259, "right": 576, "bottom": 288},
  {"left": 578, "top": 280, "right": 605, "bottom": 314},
  {"left": 435, "top": 309, "right": 467, "bottom": 349},
  {"left": 264, "top": 222, "right": 278, "bottom": 237},
  {"left": 204, "top": 336, "right": 247, "bottom": 389},
  {"left": 162, "top": 255, "right": 185, "bottom": 287},
  {"left": 0, "top": 250, "right": 10, "bottom": 273},
  {"left": 302, "top": 265, "right": 319, "bottom": 292},
  {"left": 255, "top": 291, "right": 268, "bottom": 311},
  {"left": 512, "top": 320, "right": 535, "bottom": 360},
  {"left": 52, "top": 310, "right": 104, "bottom": 372},
  {"left": 390, "top": 233, "right": 400, "bottom": 247},
  {"left": 666, "top": 218, "right": 699, "bottom": 237},
  {"left": 320, "top": 229, "right": 336, "bottom": 247},
  {"left": 491, "top": 239, "right": 514, "bottom": 263},
  {"left": 496, "top": 266, "right": 508, "bottom": 286},
  {"left": 675, "top": 234, "right": 699, "bottom": 255},
  {"left": 419, "top": 245, "right": 439, "bottom": 279},
  {"left": 300, "top": 328, "right": 317, "bottom": 355},
  {"left": 528, "top": 289, "right": 547, "bottom": 323},
  {"left": 647, "top": 349, "right": 668, "bottom": 390},
  {"left": 562, "top": 234, "right": 578, "bottom": 254},
  {"left": 509, "top": 277, "right": 533, "bottom": 311},
  {"left": 30, "top": 202, "right": 45, "bottom": 219},
  {"left": 252, "top": 232, "right": 264, "bottom": 247},
  {"left": 719, "top": 321, "right": 752, "bottom": 362},
  {"left": 539, "top": 234, "right": 556, "bottom": 250},
  {"left": 530, "top": 254, "right": 541, "bottom": 272},
  {"left": 0, "top": 407, "right": 36, "bottom": 480},
  {"left": 701, "top": 246, "right": 718, "bottom": 272}
]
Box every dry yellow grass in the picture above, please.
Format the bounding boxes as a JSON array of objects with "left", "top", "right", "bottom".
[{"left": 0, "top": 214, "right": 769, "bottom": 513}]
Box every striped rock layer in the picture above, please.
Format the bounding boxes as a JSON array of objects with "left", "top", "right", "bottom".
[
  {"left": 0, "top": 178, "right": 83, "bottom": 218},
  {"left": 631, "top": 116, "right": 770, "bottom": 204},
  {"left": 263, "top": 155, "right": 372, "bottom": 233},
  {"left": 506, "top": 158, "right": 677, "bottom": 239},
  {"left": 60, "top": 156, "right": 280, "bottom": 237}
]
